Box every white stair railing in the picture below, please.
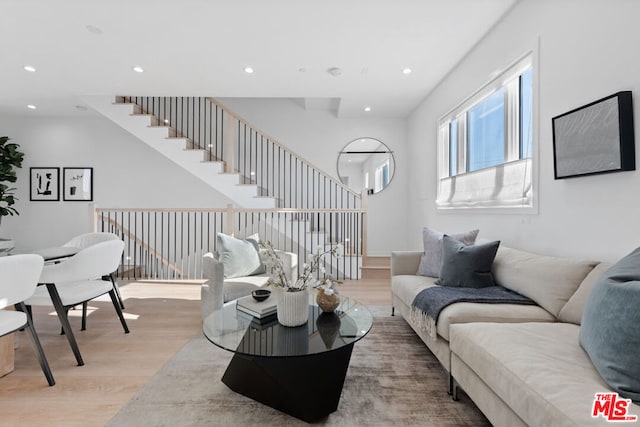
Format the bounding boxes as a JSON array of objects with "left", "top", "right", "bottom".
[{"left": 95, "top": 205, "right": 366, "bottom": 281}]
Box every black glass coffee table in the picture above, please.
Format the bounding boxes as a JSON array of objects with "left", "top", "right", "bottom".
[{"left": 202, "top": 292, "right": 373, "bottom": 422}]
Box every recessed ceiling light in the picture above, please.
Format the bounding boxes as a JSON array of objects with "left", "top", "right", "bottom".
[
  {"left": 327, "top": 67, "right": 342, "bottom": 77},
  {"left": 244, "top": 67, "right": 254, "bottom": 74},
  {"left": 24, "top": 65, "right": 36, "bottom": 72},
  {"left": 27, "top": 104, "right": 37, "bottom": 110},
  {"left": 86, "top": 25, "right": 103, "bottom": 35},
  {"left": 402, "top": 68, "right": 412, "bottom": 74},
  {"left": 133, "top": 66, "right": 144, "bottom": 73},
  {"left": 364, "top": 106, "right": 372, "bottom": 112}
]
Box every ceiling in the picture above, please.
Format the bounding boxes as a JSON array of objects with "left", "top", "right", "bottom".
[{"left": 1, "top": 0, "right": 516, "bottom": 119}]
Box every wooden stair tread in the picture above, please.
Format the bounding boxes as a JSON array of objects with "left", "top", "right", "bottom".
[{"left": 362, "top": 256, "right": 390, "bottom": 267}]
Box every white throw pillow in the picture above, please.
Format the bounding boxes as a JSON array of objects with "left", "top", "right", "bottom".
[{"left": 216, "top": 233, "right": 264, "bottom": 278}]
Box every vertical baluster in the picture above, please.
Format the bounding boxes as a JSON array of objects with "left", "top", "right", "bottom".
[
  {"left": 249, "top": 129, "right": 253, "bottom": 184},
  {"left": 135, "top": 210, "right": 140, "bottom": 280},
  {"left": 203, "top": 100, "right": 208, "bottom": 158},
  {"left": 186, "top": 98, "right": 190, "bottom": 141},
  {"left": 262, "top": 136, "right": 267, "bottom": 198},
  {"left": 219, "top": 106, "right": 223, "bottom": 163},
  {"left": 159, "top": 212, "right": 166, "bottom": 279},
  {"left": 243, "top": 124, "right": 247, "bottom": 183}
]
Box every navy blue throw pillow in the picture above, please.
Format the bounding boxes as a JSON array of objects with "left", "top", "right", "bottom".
[{"left": 436, "top": 235, "right": 500, "bottom": 288}]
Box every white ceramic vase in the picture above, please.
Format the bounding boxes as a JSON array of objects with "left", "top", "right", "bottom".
[{"left": 277, "top": 288, "right": 309, "bottom": 327}]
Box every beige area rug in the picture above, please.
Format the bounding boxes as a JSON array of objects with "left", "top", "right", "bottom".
[{"left": 106, "top": 306, "right": 490, "bottom": 426}]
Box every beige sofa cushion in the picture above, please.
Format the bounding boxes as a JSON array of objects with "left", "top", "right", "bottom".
[
  {"left": 391, "top": 274, "right": 555, "bottom": 341},
  {"left": 435, "top": 303, "right": 554, "bottom": 340},
  {"left": 492, "top": 245, "right": 597, "bottom": 317},
  {"left": 450, "top": 322, "right": 640, "bottom": 427},
  {"left": 558, "top": 262, "right": 612, "bottom": 325}
]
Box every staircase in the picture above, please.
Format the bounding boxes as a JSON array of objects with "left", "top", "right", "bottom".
[
  {"left": 86, "top": 96, "right": 367, "bottom": 280},
  {"left": 84, "top": 96, "right": 361, "bottom": 211},
  {"left": 84, "top": 96, "right": 275, "bottom": 208}
]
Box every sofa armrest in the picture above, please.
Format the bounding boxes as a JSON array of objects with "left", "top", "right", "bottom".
[
  {"left": 270, "top": 250, "right": 299, "bottom": 283},
  {"left": 391, "top": 251, "right": 422, "bottom": 276}
]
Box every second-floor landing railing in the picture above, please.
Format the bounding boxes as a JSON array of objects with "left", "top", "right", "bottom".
[
  {"left": 117, "top": 96, "right": 362, "bottom": 211},
  {"left": 95, "top": 205, "right": 366, "bottom": 282}
]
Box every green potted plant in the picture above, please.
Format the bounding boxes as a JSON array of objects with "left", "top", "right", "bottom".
[{"left": 0, "top": 136, "right": 25, "bottom": 220}]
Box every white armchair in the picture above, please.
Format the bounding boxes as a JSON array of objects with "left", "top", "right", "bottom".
[
  {"left": 0, "top": 254, "right": 55, "bottom": 386},
  {"left": 201, "top": 249, "right": 298, "bottom": 318}
]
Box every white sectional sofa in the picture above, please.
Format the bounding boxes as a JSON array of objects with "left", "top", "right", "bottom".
[{"left": 391, "top": 243, "right": 640, "bottom": 426}]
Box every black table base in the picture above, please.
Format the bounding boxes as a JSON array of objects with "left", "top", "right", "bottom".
[{"left": 221, "top": 342, "right": 355, "bottom": 423}]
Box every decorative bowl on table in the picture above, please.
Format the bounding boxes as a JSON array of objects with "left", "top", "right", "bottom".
[{"left": 252, "top": 289, "right": 271, "bottom": 302}]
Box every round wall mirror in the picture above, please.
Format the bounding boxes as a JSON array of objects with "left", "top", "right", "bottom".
[{"left": 337, "top": 138, "right": 395, "bottom": 195}]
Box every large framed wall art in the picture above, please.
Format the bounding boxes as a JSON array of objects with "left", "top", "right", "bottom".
[{"left": 552, "top": 91, "right": 635, "bottom": 179}]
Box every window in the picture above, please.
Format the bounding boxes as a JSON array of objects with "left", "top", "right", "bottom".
[
  {"left": 437, "top": 53, "right": 535, "bottom": 210},
  {"left": 520, "top": 68, "right": 533, "bottom": 159},
  {"left": 467, "top": 88, "right": 505, "bottom": 171},
  {"left": 374, "top": 160, "right": 390, "bottom": 193},
  {"left": 449, "top": 119, "right": 457, "bottom": 176}
]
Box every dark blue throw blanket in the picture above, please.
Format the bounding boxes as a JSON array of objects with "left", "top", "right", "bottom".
[{"left": 412, "top": 285, "right": 536, "bottom": 324}]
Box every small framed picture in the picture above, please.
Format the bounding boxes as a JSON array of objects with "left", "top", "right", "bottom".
[
  {"left": 63, "top": 167, "right": 93, "bottom": 201},
  {"left": 30, "top": 167, "right": 60, "bottom": 201}
]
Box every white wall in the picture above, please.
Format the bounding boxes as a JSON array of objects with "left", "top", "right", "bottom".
[
  {"left": 407, "top": 0, "right": 640, "bottom": 262},
  {"left": 1, "top": 116, "right": 232, "bottom": 252},
  {"left": 218, "top": 98, "right": 409, "bottom": 256}
]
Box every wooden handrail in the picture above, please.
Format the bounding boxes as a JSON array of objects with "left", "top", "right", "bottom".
[{"left": 96, "top": 206, "right": 367, "bottom": 214}]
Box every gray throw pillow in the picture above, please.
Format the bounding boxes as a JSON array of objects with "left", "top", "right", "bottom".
[
  {"left": 417, "top": 227, "right": 479, "bottom": 277},
  {"left": 216, "top": 233, "right": 264, "bottom": 279},
  {"left": 579, "top": 247, "right": 640, "bottom": 403},
  {"left": 436, "top": 235, "right": 500, "bottom": 288}
]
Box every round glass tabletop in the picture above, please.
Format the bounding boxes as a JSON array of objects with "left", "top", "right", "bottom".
[{"left": 202, "top": 292, "right": 373, "bottom": 357}]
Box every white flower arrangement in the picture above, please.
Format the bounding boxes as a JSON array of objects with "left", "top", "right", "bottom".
[{"left": 260, "top": 241, "right": 343, "bottom": 292}]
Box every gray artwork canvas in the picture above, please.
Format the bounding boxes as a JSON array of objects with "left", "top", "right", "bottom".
[{"left": 553, "top": 97, "right": 621, "bottom": 178}]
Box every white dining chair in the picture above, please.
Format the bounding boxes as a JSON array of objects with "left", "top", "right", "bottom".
[
  {"left": 63, "top": 231, "right": 119, "bottom": 250},
  {"left": 25, "top": 239, "right": 129, "bottom": 366},
  {"left": 0, "top": 254, "right": 55, "bottom": 386},
  {"left": 63, "top": 232, "right": 125, "bottom": 310}
]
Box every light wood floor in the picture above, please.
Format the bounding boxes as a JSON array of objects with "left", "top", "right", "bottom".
[{"left": 0, "top": 278, "right": 390, "bottom": 427}]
